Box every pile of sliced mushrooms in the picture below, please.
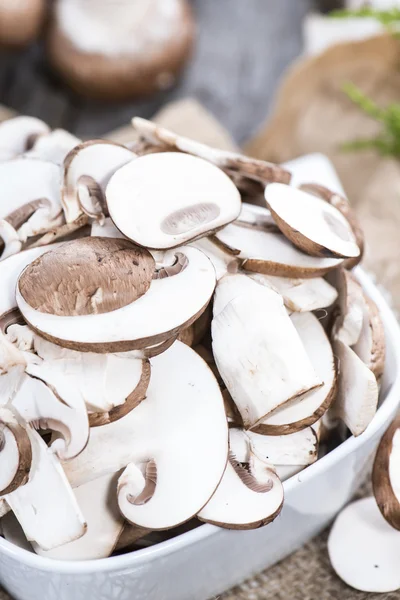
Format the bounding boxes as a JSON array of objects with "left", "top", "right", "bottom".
[{"left": 0, "top": 115, "right": 385, "bottom": 563}]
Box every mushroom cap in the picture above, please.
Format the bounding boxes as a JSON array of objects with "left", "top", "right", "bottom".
[
  {"left": 47, "top": 0, "right": 194, "bottom": 101},
  {"left": 64, "top": 341, "right": 229, "bottom": 530},
  {"left": 18, "top": 237, "right": 155, "bottom": 317},
  {"left": 373, "top": 418, "right": 400, "bottom": 531},
  {"left": 328, "top": 497, "right": 400, "bottom": 593},
  {"left": 106, "top": 152, "right": 242, "bottom": 249},
  {"left": 17, "top": 243, "right": 216, "bottom": 353},
  {"left": 0, "top": 245, "right": 63, "bottom": 320},
  {"left": 265, "top": 183, "right": 360, "bottom": 259}
]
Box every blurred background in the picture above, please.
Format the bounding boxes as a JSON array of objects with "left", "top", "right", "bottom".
[{"left": 0, "top": 0, "right": 342, "bottom": 140}]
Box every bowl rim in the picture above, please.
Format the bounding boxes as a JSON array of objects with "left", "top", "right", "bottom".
[{"left": 1, "top": 267, "right": 400, "bottom": 574}]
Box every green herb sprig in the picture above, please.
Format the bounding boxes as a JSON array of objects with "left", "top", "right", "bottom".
[{"left": 342, "top": 83, "right": 400, "bottom": 157}]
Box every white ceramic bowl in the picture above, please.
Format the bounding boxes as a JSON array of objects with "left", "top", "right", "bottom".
[{"left": 1, "top": 155, "right": 400, "bottom": 600}]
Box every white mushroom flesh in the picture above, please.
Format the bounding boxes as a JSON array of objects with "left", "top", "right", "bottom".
[
  {"left": 106, "top": 152, "right": 241, "bottom": 249},
  {"left": 328, "top": 497, "right": 400, "bottom": 593},
  {"left": 212, "top": 275, "right": 321, "bottom": 428}
]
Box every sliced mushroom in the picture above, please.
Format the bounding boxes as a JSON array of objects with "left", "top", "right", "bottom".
[
  {"left": 299, "top": 182, "right": 364, "bottom": 268},
  {"left": 246, "top": 272, "right": 338, "bottom": 313},
  {"left": 265, "top": 184, "right": 360, "bottom": 259},
  {"left": 64, "top": 342, "right": 228, "bottom": 531},
  {"left": 213, "top": 213, "right": 343, "bottom": 278},
  {"left": 0, "top": 330, "right": 27, "bottom": 407},
  {"left": 353, "top": 294, "right": 385, "bottom": 381},
  {"left": 17, "top": 241, "right": 216, "bottom": 353},
  {"left": 328, "top": 497, "right": 400, "bottom": 593},
  {"left": 212, "top": 275, "right": 321, "bottom": 428},
  {"left": 198, "top": 429, "right": 284, "bottom": 529},
  {"left": 0, "top": 244, "right": 63, "bottom": 320},
  {"left": 331, "top": 338, "right": 378, "bottom": 437},
  {"left": 0, "top": 219, "right": 22, "bottom": 260},
  {"left": 5, "top": 427, "right": 86, "bottom": 551},
  {"left": 26, "top": 129, "right": 82, "bottom": 165},
  {"left": 331, "top": 268, "right": 365, "bottom": 346},
  {"left": 229, "top": 427, "right": 318, "bottom": 467},
  {"left": 33, "top": 472, "right": 124, "bottom": 560},
  {"left": 0, "top": 407, "right": 32, "bottom": 495},
  {"left": 10, "top": 373, "right": 89, "bottom": 461},
  {"left": 253, "top": 312, "right": 336, "bottom": 435},
  {"left": 62, "top": 140, "right": 135, "bottom": 224},
  {"left": 132, "top": 117, "right": 291, "bottom": 185},
  {"left": 106, "top": 152, "right": 241, "bottom": 249},
  {"left": 0, "top": 158, "right": 63, "bottom": 242},
  {"left": 372, "top": 418, "right": 400, "bottom": 531},
  {"left": 7, "top": 323, "right": 150, "bottom": 421},
  {"left": 0, "top": 116, "right": 49, "bottom": 155}
]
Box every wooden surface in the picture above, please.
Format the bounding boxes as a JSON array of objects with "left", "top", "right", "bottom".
[{"left": 0, "top": 0, "right": 312, "bottom": 143}]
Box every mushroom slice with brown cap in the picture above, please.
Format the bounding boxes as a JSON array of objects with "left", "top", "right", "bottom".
[
  {"left": 0, "top": 244, "right": 63, "bottom": 320},
  {"left": 253, "top": 312, "right": 337, "bottom": 435},
  {"left": 213, "top": 209, "right": 343, "bottom": 279},
  {"left": 265, "top": 184, "right": 360, "bottom": 260},
  {"left": 0, "top": 157, "right": 62, "bottom": 242},
  {"left": 331, "top": 338, "right": 378, "bottom": 437},
  {"left": 62, "top": 140, "right": 135, "bottom": 224},
  {"left": 372, "top": 418, "right": 400, "bottom": 531},
  {"left": 328, "top": 497, "right": 400, "bottom": 593},
  {"left": 331, "top": 268, "right": 365, "bottom": 346},
  {"left": 7, "top": 324, "right": 150, "bottom": 421},
  {"left": 26, "top": 129, "right": 81, "bottom": 165},
  {"left": 0, "top": 117, "right": 49, "bottom": 155},
  {"left": 17, "top": 240, "right": 216, "bottom": 353},
  {"left": 353, "top": 294, "right": 386, "bottom": 381},
  {"left": 10, "top": 373, "right": 89, "bottom": 461},
  {"left": 64, "top": 342, "right": 228, "bottom": 530},
  {"left": 246, "top": 272, "right": 338, "bottom": 313},
  {"left": 132, "top": 117, "right": 291, "bottom": 186},
  {"left": 33, "top": 472, "right": 125, "bottom": 560},
  {"left": 5, "top": 427, "right": 86, "bottom": 551},
  {"left": 106, "top": 152, "right": 241, "bottom": 249},
  {"left": 299, "top": 182, "right": 364, "bottom": 268},
  {"left": 198, "top": 429, "right": 284, "bottom": 529},
  {"left": 0, "top": 407, "right": 32, "bottom": 495},
  {"left": 212, "top": 275, "right": 322, "bottom": 429}
]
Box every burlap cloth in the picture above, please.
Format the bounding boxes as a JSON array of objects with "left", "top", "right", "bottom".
[{"left": 1, "top": 82, "right": 400, "bottom": 598}]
